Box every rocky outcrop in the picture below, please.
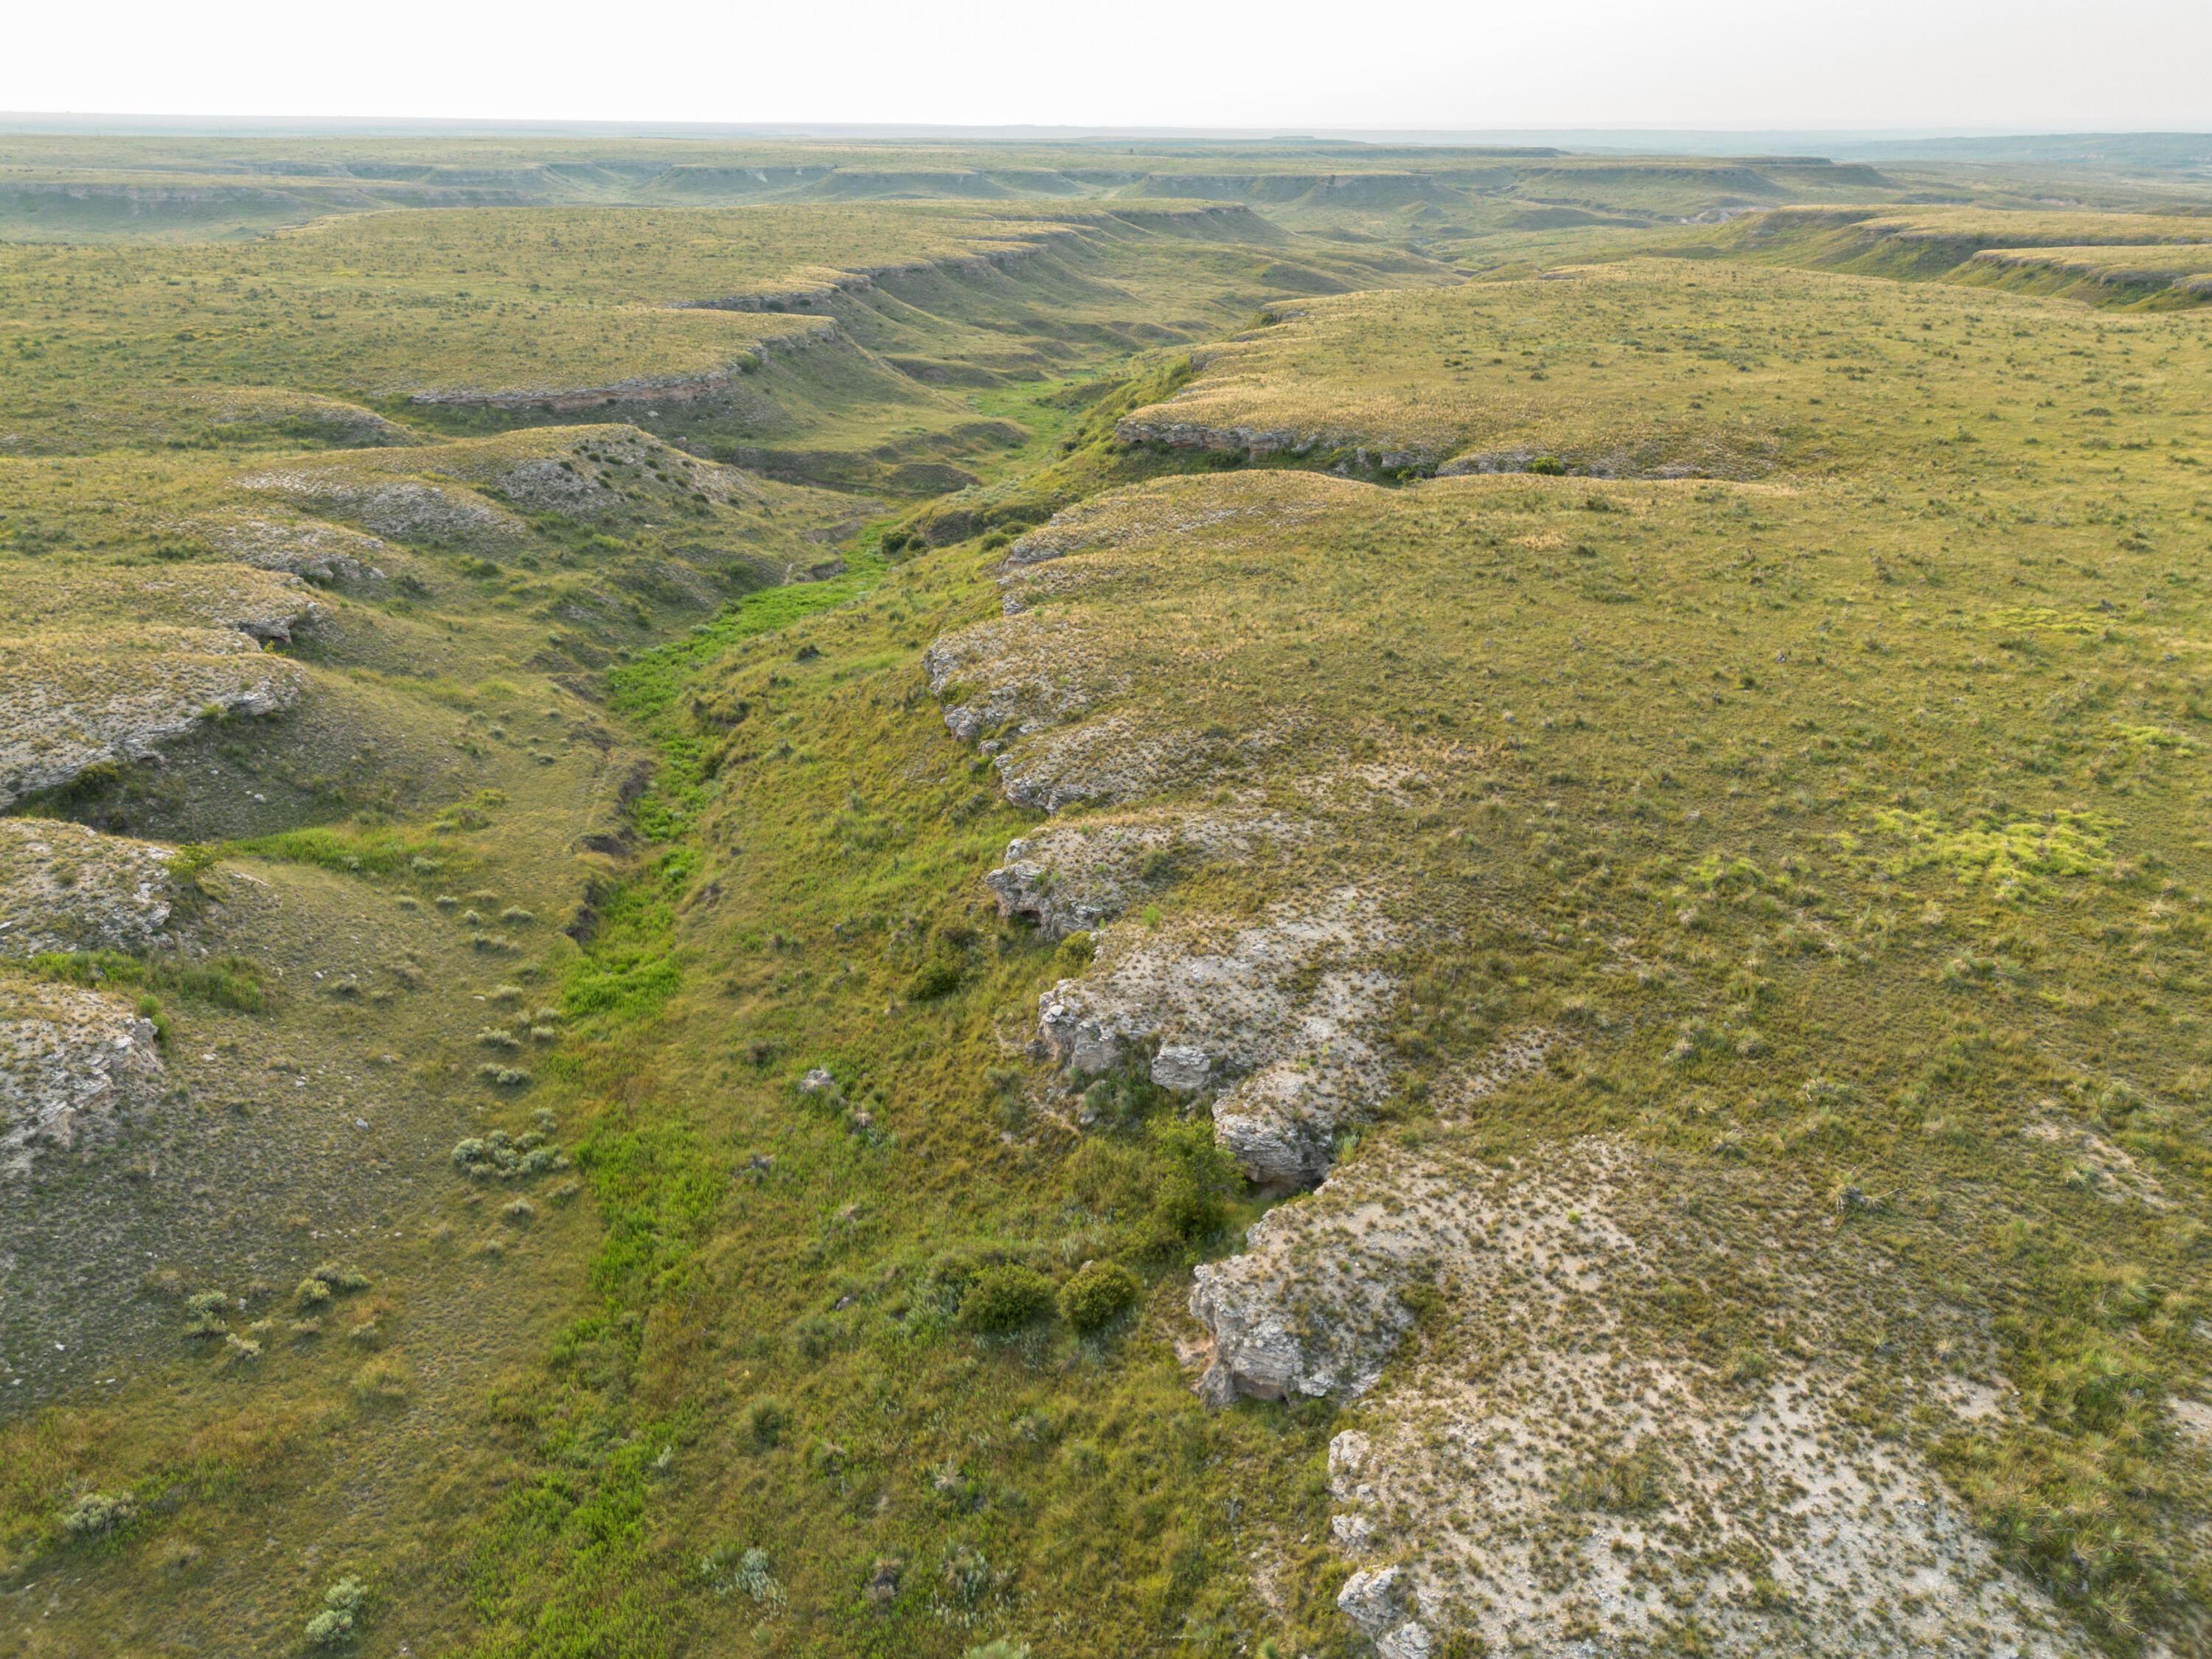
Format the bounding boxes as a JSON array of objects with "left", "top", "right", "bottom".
[
  {"left": 1209, "top": 1135, "right": 2098, "bottom": 1659},
  {"left": 186, "top": 514, "right": 390, "bottom": 587},
  {"left": 235, "top": 467, "right": 526, "bottom": 548},
  {"left": 176, "top": 388, "right": 411, "bottom": 446},
  {"left": 0, "top": 561, "right": 326, "bottom": 642},
  {"left": 0, "top": 821, "right": 179, "bottom": 956},
  {"left": 1037, "top": 888, "right": 1399, "bottom": 1186},
  {"left": 984, "top": 813, "right": 1308, "bottom": 942},
  {"left": 990, "top": 714, "right": 1220, "bottom": 813},
  {"left": 923, "top": 612, "right": 1119, "bottom": 748},
  {"left": 1187, "top": 1146, "right": 1469, "bottom": 1405},
  {"left": 1113, "top": 411, "right": 1438, "bottom": 476},
  {"left": 1435, "top": 446, "right": 1708, "bottom": 480},
  {"left": 475, "top": 428, "right": 762, "bottom": 518},
  {"left": 0, "top": 983, "right": 164, "bottom": 1180},
  {"left": 1337, "top": 1565, "right": 1433, "bottom": 1659},
  {"left": 928, "top": 474, "right": 1360, "bottom": 810},
  {"left": 0, "top": 627, "right": 305, "bottom": 809}
]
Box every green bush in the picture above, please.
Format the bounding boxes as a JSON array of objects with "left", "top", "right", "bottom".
[
  {"left": 1059, "top": 1261, "right": 1141, "bottom": 1334},
  {"left": 906, "top": 955, "right": 963, "bottom": 1001},
  {"left": 304, "top": 1574, "right": 367, "bottom": 1646},
  {"left": 959, "top": 1265, "right": 1056, "bottom": 1333}
]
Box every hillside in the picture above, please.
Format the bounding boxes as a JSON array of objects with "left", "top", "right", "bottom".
[{"left": 3, "top": 133, "right": 2212, "bottom": 1659}]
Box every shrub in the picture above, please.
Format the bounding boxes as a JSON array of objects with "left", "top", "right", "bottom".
[
  {"left": 1142, "top": 1119, "right": 1235, "bottom": 1252},
  {"left": 183, "top": 1289, "right": 230, "bottom": 1339},
  {"left": 305, "top": 1575, "right": 368, "bottom": 1646},
  {"left": 61, "top": 1491, "right": 135, "bottom": 1537},
  {"left": 1060, "top": 1260, "right": 1141, "bottom": 1334},
  {"left": 304, "top": 1610, "right": 350, "bottom": 1647},
  {"left": 326, "top": 1576, "right": 367, "bottom": 1616},
  {"left": 906, "top": 956, "right": 963, "bottom": 1001},
  {"left": 1079, "top": 1068, "right": 1169, "bottom": 1133},
  {"left": 959, "top": 1265, "right": 1056, "bottom": 1334}
]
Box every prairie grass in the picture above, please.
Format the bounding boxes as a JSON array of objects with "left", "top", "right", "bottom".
[{"left": 6, "top": 136, "right": 2212, "bottom": 1659}]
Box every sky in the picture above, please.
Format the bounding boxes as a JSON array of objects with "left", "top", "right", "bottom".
[{"left": 4, "top": 0, "right": 2208, "bottom": 133}]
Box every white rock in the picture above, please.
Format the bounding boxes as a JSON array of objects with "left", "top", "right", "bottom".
[
  {"left": 1338, "top": 1565, "right": 1410, "bottom": 1637},
  {"left": 1151, "top": 1043, "right": 1212, "bottom": 1092},
  {"left": 1330, "top": 1512, "right": 1375, "bottom": 1551}
]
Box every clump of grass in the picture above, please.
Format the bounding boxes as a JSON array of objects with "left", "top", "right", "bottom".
[
  {"left": 740, "top": 1397, "right": 788, "bottom": 1451},
  {"left": 1560, "top": 1441, "right": 1673, "bottom": 1514},
  {"left": 26, "top": 948, "right": 266, "bottom": 1012},
  {"left": 349, "top": 1358, "right": 410, "bottom": 1409},
  {"left": 699, "top": 1542, "right": 785, "bottom": 1609}
]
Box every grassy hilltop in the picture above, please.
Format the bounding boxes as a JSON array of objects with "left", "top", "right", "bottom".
[{"left": 3, "top": 133, "right": 2212, "bottom": 1659}]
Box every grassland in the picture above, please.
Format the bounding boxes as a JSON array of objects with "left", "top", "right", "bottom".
[
  {"left": 0, "top": 199, "right": 1444, "bottom": 488},
  {"left": 4, "top": 133, "right": 2212, "bottom": 1659},
  {"left": 0, "top": 136, "right": 1930, "bottom": 241},
  {"left": 1722, "top": 206, "right": 2212, "bottom": 306}
]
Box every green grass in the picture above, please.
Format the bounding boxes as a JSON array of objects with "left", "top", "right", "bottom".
[
  {"left": 1117, "top": 254, "right": 2212, "bottom": 479},
  {"left": 23, "top": 947, "right": 268, "bottom": 1013},
  {"left": 10, "top": 133, "right": 2212, "bottom": 1659}
]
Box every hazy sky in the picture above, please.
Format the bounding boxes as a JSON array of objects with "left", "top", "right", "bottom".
[{"left": 7, "top": 0, "right": 2208, "bottom": 132}]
